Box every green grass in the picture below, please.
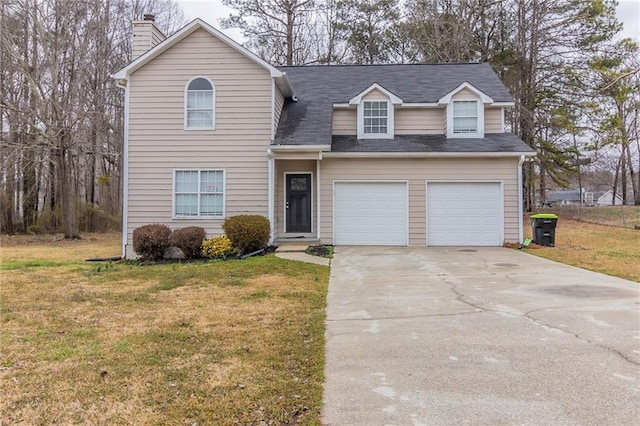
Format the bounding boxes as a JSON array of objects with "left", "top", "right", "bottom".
[
  {"left": 1, "top": 259, "right": 74, "bottom": 270},
  {"left": 1, "top": 237, "right": 329, "bottom": 425}
]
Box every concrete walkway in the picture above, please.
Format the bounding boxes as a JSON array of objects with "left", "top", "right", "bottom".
[{"left": 323, "top": 247, "right": 640, "bottom": 425}]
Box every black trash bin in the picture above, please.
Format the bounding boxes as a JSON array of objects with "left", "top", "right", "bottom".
[{"left": 530, "top": 213, "right": 558, "bottom": 246}]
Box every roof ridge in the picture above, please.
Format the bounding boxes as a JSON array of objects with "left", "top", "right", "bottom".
[{"left": 277, "top": 62, "right": 486, "bottom": 69}]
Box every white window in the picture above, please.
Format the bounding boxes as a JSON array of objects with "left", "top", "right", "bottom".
[
  {"left": 453, "top": 100, "right": 478, "bottom": 134},
  {"left": 174, "top": 170, "right": 224, "bottom": 218},
  {"left": 357, "top": 99, "right": 394, "bottom": 139},
  {"left": 363, "top": 101, "right": 388, "bottom": 134},
  {"left": 185, "top": 77, "right": 214, "bottom": 129}
]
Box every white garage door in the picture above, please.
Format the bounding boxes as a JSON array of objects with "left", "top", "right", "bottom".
[
  {"left": 427, "top": 182, "right": 502, "bottom": 246},
  {"left": 334, "top": 182, "right": 407, "bottom": 245}
]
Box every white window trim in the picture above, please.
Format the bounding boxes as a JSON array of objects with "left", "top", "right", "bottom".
[
  {"left": 348, "top": 83, "right": 401, "bottom": 140},
  {"left": 172, "top": 168, "right": 226, "bottom": 219},
  {"left": 447, "top": 99, "right": 484, "bottom": 138},
  {"left": 357, "top": 99, "right": 394, "bottom": 139},
  {"left": 184, "top": 76, "right": 215, "bottom": 130}
]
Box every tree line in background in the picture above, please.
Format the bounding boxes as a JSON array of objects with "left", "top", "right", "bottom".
[
  {"left": 1, "top": 0, "right": 638, "bottom": 237},
  {"left": 223, "top": 0, "right": 639, "bottom": 209},
  {"left": 0, "top": 0, "right": 186, "bottom": 237}
]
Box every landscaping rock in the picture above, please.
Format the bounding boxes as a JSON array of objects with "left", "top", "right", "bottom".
[{"left": 164, "top": 246, "right": 185, "bottom": 260}]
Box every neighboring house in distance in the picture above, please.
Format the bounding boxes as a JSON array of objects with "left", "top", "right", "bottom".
[
  {"left": 545, "top": 189, "right": 626, "bottom": 207},
  {"left": 112, "top": 17, "right": 535, "bottom": 258},
  {"left": 595, "top": 190, "right": 624, "bottom": 206},
  {"left": 546, "top": 190, "right": 584, "bottom": 206}
]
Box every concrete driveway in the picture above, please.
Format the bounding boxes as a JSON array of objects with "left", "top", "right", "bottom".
[{"left": 322, "top": 247, "right": 640, "bottom": 425}]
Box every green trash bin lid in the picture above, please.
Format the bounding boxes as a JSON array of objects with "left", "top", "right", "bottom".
[{"left": 530, "top": 213, "right": 558, "bottom": 219}]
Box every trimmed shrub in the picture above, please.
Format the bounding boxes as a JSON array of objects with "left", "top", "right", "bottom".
[
  {"left": 132, "top": 224, "right": 171, "bottom": 261},
  {"left": 202, "top": 236, "right": 236, "bottom": 259},
  {"left": 169, "top": 226, "right": 206, "bottom": 259},
  {"left": 222, "top": 215, "right": 270, "bottom": 254}
]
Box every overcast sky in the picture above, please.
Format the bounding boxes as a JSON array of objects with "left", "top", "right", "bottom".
[{"left": 175, "top": 0, "right": 640, "bottom": 44}]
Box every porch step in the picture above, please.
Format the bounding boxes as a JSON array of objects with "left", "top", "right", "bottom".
[
  {"left": 274, "top": 238, "right": 320, "bottom": 253},
  {"left": 276, "top": 245, "right": 309, "bottom": 253}
]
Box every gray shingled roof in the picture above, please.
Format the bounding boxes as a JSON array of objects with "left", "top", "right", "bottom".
[
  {"left": 332, "top": 134, "right": 533, "bottom": 153},
  {"left": 273, "top": 63, "right": 522, "bottom": 151}
]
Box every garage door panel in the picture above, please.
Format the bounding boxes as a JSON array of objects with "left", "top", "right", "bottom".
[
  {"left": 334, "top": 182, "right": 407, "bottom": 246},
  {"left": 427, "top": 182, "right": 502, "bottom": 246}
]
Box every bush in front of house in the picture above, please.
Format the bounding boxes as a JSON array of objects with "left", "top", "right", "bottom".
[
  {"left": 202, "top": 235, "right": 236, "bottom": 259},
  {"left": 222, "top": 215, "right": 270, "bottom": 254},
  {"left": 132, "top": 224, "right": 172, "bottom": 261},
  {"left": 169, "top": 226, "right": 206, "bottom": 259}
]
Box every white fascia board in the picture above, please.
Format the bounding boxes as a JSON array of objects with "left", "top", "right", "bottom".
[
  {"left": 438, "top": 82, "right": 494, "bottom": 105},
  {"left": 399, "top": 103, "right": 440, "bottom": 108},
  {"left": 491, "top": 101, "right": 515, "bottom": 107},
  {"left": 335, "top": 102, "right": 442, "bottom": 108},
  {"left": 323, "top": 151, "right": 536, "bottom": 158},
  {"left": 277, "top": 73, "right": 296, "bottom": 99},
  {"left": 349, "top": 82, "right": 403, "bottom": 105},
  {"left": 112, "top": 18, "right": 283, "bottom": 80},
  {"left": 269, "top": 144, "right": 331, "bottom": 152}
]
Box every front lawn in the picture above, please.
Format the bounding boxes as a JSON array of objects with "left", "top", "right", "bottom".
[
  {"left": 523, "top": 219, "right": 640, "bottom": 282},
  {"left": 1, "top": 236, "right": 329, "bottom": 424}
]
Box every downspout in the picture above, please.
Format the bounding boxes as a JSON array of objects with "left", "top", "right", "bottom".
[
  {"left": 267, "top": 148, "right": 275, "bottom": 245},
  {"left": 316, "top": 153, "right": 321, "bottom": 240},
  {"left": 116, "top": 78, "right": 130, "bottom": 258},
  {"left": 518, "top": 155, "right": 525, "bottom": 243},
  {"left": 268, "top": 78, "right": 275, "bottom": 245}
]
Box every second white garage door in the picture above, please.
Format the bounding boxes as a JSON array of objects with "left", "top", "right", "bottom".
[
  {"left": 334, "top": 182, "right": 407, "bottom": 245},
  {"left": 427, "top": 182, "right": 502, "bottom": 246}
]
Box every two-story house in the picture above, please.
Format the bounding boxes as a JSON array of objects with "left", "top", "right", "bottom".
[{"left": 113, "top": 17, "right": 535, "bottom": 258}]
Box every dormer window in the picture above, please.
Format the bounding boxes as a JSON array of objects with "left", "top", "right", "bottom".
[
  {"left": 363, "top": 101, "right": 388, "bottom": 135},
  {"left": 358, "top": 99, "right": 393, "bottom": 139},
  {"left": 452, "top": 100, "right": 478, "bottom": 134},
  {"left": 350, "top": 83, "right": 401, "bottom": 140},
  {"left": 440, "top": 82, "right": 493, "bottom": 138},
  {"left": 185, "top": 77, "right": 214, "bottom": 130}
]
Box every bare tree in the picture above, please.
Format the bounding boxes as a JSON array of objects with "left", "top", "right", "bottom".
[
  {"left": 0, "top": 0, "right": 186, "bottom": 236},
  {"left": 221, "top": 0, "right": 316, "bottom": 65}
]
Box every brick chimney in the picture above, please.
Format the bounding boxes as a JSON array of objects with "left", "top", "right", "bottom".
[{"left": 132, "top": 14, "right": 166, "bottom": 60}]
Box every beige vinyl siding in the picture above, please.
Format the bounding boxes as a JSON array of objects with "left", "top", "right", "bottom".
[
  {"left": 274, "top": 160, "right": 317, "bottom": 238},
  {"left": 319, "top": 157, "right": 519, "bottom": 246},
  {"left": 150, "top": 27, "right": 164, "bottom": 49},
  {"left": 395, "top": 108, "right": 445, "bottom": 134},
  {"left": 362, "top": 88, "right": 389, "bottom": 101},
  {"left": 274, "top": 86, "right": 285, "bottom": 137},
  {"left": 443, "top": 106, "right": 448, "bottom": 134},
  {"left": 126, "top": 28, "right": 272, "bottom": 257},
  {"left": 452, "top": 88, "right": 477, "bottom": 100},
  {"left": 485, "top": 107, "right": 503, "bottom": 133},
  {"left": 332, "top": 108, "right": 445, "bottom": 135},
  {"left": 132, "top": 22, "right": 165, "bottom": 60},
  {"left": 332, "top": 109, "right": 357, "bottom": 135}
]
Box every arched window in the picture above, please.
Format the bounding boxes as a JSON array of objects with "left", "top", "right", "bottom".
[{"left": 185, "top": 77, "right": 214, "bottom": 129}]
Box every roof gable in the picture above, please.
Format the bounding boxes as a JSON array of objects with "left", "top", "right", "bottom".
[
  {"left": 438, "top": 82, "right": 494, "bottom": 104},
  {"left": 112, "top": 18, "right": 283, "bottom": 80},
  {"left": 349, "top": 83, "right": 403, "bottom": 105}
]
